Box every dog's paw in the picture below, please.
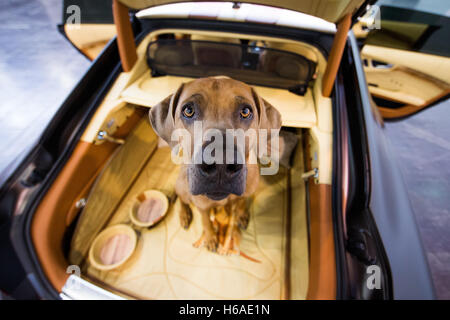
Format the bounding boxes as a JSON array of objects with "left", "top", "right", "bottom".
[
  {"left": 193, "top": 232, "right": 218, "bottom": 252},
  {"left": 237, "top": 211, "right": 250, "bottom": 230},
  {"left": 204, "top": 233, "right": 219, "bottom": 252},
  {"left": 193, "top": 233, "right": 205, "bottom": 248},
  {"left": 179, "top": 204, "right": 193, "bottom": 229},
  {"left": 218, "top": 245, "right": 239, "bottom": 256},
  {"left": 218, "top": 227, "right": 241, "bottom": 256}
]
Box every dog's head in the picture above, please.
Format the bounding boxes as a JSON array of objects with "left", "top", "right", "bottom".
[{"left": 149, "top": 77, "right": 281, "bottom": 201}]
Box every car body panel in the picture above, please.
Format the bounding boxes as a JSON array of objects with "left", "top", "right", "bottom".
[{"left": 349, "top": 32, "right": 435, "bottom": 299}]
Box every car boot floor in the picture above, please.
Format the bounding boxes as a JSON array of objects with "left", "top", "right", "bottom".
[{"left": 76, "top": 128, "right": 308, "bottom": 299}]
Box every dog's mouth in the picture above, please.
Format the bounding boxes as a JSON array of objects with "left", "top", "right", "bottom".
[{"left": 205, "top": 192, "right": 230, "bottom": 201}]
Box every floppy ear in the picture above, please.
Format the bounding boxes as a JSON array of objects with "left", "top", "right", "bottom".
[
  {"left": 251, "top": 88, "right": 282, "bottom": 130},
  {"left": 149, "top": 84, "right": 184, "bottom": 144}
]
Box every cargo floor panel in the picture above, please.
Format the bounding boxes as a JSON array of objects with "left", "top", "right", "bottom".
[{"left": 70, "top": 119, "right": 308, "bottom": 299}]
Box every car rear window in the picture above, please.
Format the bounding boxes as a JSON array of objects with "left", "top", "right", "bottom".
[{"left": 146, "top": 39, "right": 317, "bottom": 95}]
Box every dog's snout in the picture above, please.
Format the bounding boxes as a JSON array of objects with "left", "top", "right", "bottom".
[
  {"left": 196, "top": 138, "right": 244, "bottom": 178},
  {"left": 226, "top": 163, "right": 243, "bottom": 174},
  {"left": 188, "top": 136, "right": 247, "bottom": 199},
  {"left": 197, "top": 162, "right": 244, "bottom": 177},
  {"left": 198, "top": 162, "right": 217, "bottom": 176}
]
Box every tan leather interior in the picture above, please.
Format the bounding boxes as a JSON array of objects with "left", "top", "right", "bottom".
[
  {"left": 362, "top": 45, "right": 450, "bottom": 84},
  {"left": 64, "top": 24, "right": 116, "bottom": 61},
  {"left": 351, "top": 21, "right": 369, "bottom": 39},
  {"left": 378, "top": 89, "right": 450, "bottom": 119},
  {"left": 31, "top": 141, "right": 116, "bottom": 290},
  {"left": 361, "top": 45, "right": 450, "bottom": 119},
  {"left": 31, "top": 23, "right": 336, "bottom": 298},
  {"left": 367, "top": 67, "right": 447, "bottom": 106},
  {"left": 119, "top": 0, "right": 365, "bottom": 24},
  {"left": 121, "top": 75, "right": 317, "bottom": 128},
  {"left": 31, "top": 110, "right": 143, "bottom": 291},
  {"left": 72, "top": 128, "right": 308, "bottom": 299},
  {"left": 81, "top": 28, "right": 333, "bottom": 185},
  {"left": 70, "top": 117, "right": 159, "bottom": 265}
]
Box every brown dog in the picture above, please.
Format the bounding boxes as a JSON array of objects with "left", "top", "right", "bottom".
[{"left": 149, "top": 77, "right": 281, "bottom": 254}]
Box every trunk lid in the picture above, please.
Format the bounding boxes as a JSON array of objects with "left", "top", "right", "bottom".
[{"left": 119, "top": 0, "right": 372, "bottom": 23}]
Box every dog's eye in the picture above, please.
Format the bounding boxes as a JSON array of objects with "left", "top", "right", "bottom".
[
  {"left": 240, "top": 106, "right": 252, "bottom": 119},
  {"left": 182, "top": 103, "right": 195, "bottom": 118}
]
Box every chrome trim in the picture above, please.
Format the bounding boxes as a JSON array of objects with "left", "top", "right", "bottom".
[
  {"left": 61, "top": 275, "right": 125, "bottom": 300},
  {"left": 97, "top": 130, "right": 125, "bottom": 145}
]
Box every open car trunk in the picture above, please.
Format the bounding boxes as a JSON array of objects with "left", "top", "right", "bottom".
[
  {"left": 27, "top": 25, "right": 336, "bottom": 299},
  {"left": 66, "top": 114, "right": 309, "bottom": 299}
]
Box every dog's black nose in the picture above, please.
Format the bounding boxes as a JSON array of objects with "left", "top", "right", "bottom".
[
  {"left": 198, "top": 162, "right": 217, "bottom": 176},
  {"left": 226, "top": 163, "right": 244, "bottom": 174},
  {"left": 188, "top": 134, "right": 247, "bottom": 199},
  {"left": 197, "top": 162, "right": 244, "bottom": 177},
  {"left": 196, "top": 135, "right": 245, "bottom": 178}
]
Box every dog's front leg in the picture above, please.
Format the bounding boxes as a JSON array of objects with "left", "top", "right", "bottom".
[
  {"left": 235, "top": 197, "right": 250, "bottom": 230},
  {"left": 193, "top": 208, "right": 218, "bottom": 252},
  {"left": 178, "top": 200, "right": 193, "bottom": 229},
  {"left": 175, "top": 176, "right": 193, "bottom": 229},
  {"left": 218, "top": 202, "right": 240, "bottom": 255}
]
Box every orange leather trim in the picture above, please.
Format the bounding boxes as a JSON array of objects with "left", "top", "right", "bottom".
[
  {"left": 65, "top": 110, "right": 145, "bottom": 226},
  {"left": 283, "top": 170, "right": 292, "bottom": 300},
  {"left": 113, "top": 0, "right": 137, "bottom": 72},
  {"left": 31, "top": 141, "right": 116, "bottom": 290},
  {"left": 31, "top": 110, "right": 144, "bottom": 291},
  {"left": 306, "top": 183, "right": 336, "bottom": 299},
  {"left": 377, "top": 89, "right": 450, "bottom": 119},
  {"left": 65, "top": 163, "right": 107, "bottom": 226},
  {"left": 322, "top": 14, "right": 352, "bottom": 97},
  {"left": 303, "top": 129, "right": 336, "bottom": 299}
]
